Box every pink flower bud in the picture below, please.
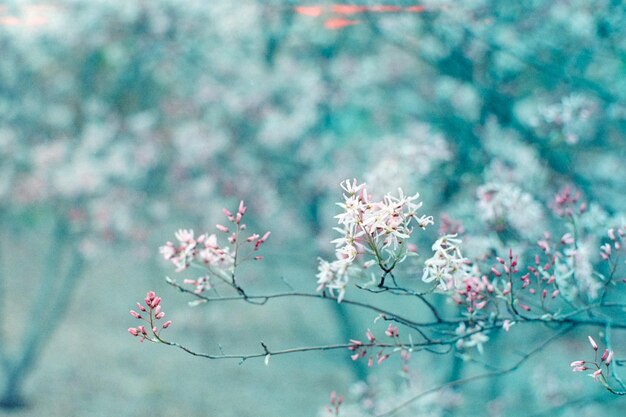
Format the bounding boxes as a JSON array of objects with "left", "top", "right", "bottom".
[
  {"left": 216, "top": 224, "right": 229, "bottom": 233},
  {"left": 605, "top": 350, "right": 614, "bottom": 366},
  {"left": 162, "top": 320, "right": 172, "bottom": 328},
  {"left": 588, "top": 336, "right": 598, "bottom": 351},
  {"left": 502, "top": 320, "right": 512, "bottom": 332},
  {"left": 253, "top": 256, "right": 264, "bottom": 260},
  {"left": 592, "top": 369, "right": 603, "bottom": 381},
  {"left": 551, "top": 290, "right": 560, "bottom": 298},
  {"left": 150, "top": 297, "right": 161, "bottom": 308},
  {"left": 601, "top": 349, "right": 609, "bottom": 362},
  {"left": 154, "top": 305, "right": 161, "bottom": 315},
  {"left": 238, "top": 200, "right": 246, "bottom": 215},
  {"left": 608, "top": 228, "right": 616, "bottom": 241},
  {"left": 377, "top": 354, "right": 389, "bottom": 365},
  {"left": 128, "top": 328, "right": 139, "bottom": 336},
  {"left": 235, "top": 213, "right": 242, "bottom": 224},
  {"left": 560, "top": 233, "right": 573, "bottom": 245},
  {"left": 367, "top": 357, "right": 373, "bottom": 367},
  {"left": 138, "top": 325, "right": 147, "bottom": 335},
  {"left": 351, "top": 353, "right": 359, "bottom": 361},
  {"left": 570, "top": 360, "right": 585, "bottom": 367},
  {"left": 222, "top": 208, "right": 232, "bottom": 217},
  {"left": 155, "top": 312, "right": 165, "bottom": 320},
  {"left": 130, "top": 310, "right": 141, "bottom": 319},
  {"left": 366, "top": 329, "right": 375, "bottom": 343},
  {"left": 136, "top": 303, "right": 146, "bottom": 312},
  {"left": 385, "top": 324, "right": 398, "bottom": 337},
  {"left": 348, "top": 339, "right": 362, "bottom": 348}
]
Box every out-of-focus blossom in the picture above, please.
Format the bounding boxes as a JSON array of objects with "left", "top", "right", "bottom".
[
  {"left": 455, "top": 322, "right": 489, "bottom": 354},
  {"left": 477, "top": 182, "right": 546, "bottom": 238}
]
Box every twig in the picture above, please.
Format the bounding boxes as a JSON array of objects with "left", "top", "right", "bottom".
[{"left": 375, "top": 324, "right": 574, "bottom": 416}]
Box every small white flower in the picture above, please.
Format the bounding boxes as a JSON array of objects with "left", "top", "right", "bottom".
[{"left": 422, "top": 234, "right": 468, "bottom": 290}]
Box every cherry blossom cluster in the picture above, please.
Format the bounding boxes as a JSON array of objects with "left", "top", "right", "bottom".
[
  {"left": 534, "top": 229, "right": 602, "bottom": 302},
  {"left": 600, "top": 226, "right": 625, "bottom": 262},
  {"left": 438, "top": 214, "right": 464, "bottom": 236},
  {"left": 571, "top": 336, "right": 617, "bottom": 390},
  {"left": 551, "top": 185, "right": 587, "bottom": 218},
  {"left": 348, "top": 324, "right": 405, "bottom": 368},
  {"left": 159, "top": 201, "right": 270, "bottom": 294},
  {"left": 452, "top": 271, "right": 510, "bottom": 317},
  {"left": 422, "top": 235, "right": 516, "bottom": 319},
  {"left": 488, "top": 248, "right": 536, "bottom": 313},
  {"left": 128, "top": 291, "right": 172, "bottom": 342},
  {"left": 317, "top": 179, "right": 433, "bottom": 301},
  {"left": 522, "top": 249, "right": 562, "bottom": 311}
]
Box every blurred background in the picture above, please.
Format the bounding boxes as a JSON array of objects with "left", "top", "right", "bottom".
[{"left": 1, "top": 0, "right": 626, "bottom": 415}]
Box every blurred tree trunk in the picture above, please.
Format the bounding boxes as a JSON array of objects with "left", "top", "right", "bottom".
[
  {"left": 0, "top": 367, "right": 26, "bottom": 409},
  {"left": 0, "top": 216, "right": 85, "bottom": 409}
]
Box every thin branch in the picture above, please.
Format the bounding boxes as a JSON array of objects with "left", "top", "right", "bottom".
[
  {"left": 156, "top": 339, "right": 444, "bottom": 362},
  {"left": 375, "top": 324, "right": 574, "bottom": 417},
  {"left": 357, "top": 284, "right": 443, "bottom": 323},
  {"left": 166, "top": 278, "right": 453, "bottom": 330},
  {"left": 604, "top": 322, "right": 626, "bottom": 393}
]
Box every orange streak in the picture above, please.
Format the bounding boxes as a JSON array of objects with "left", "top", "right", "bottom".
[
  {"left": 406, "top": 5, "right": 425, "bottom": 12},
  {"left": 295, "top": 6, "right": 322, "bottom": 17},
  {"left": 324, "top": 18, "right": 361, "bottom": 29},
  {"left": 331, "top": 4, "right": 368, "bottom": 14},
  {"left": 368, "top": 5, "right": 402, "bottom": 12}
]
